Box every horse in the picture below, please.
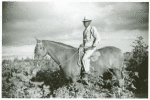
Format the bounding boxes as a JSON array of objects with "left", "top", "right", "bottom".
[{"left": 34, "top": 38, "right": 124, "bottom": 87}]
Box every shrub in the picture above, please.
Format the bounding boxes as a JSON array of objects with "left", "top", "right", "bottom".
[
  {"left": 125, "top": 36, "right": 148, "bottom": 93},
  {"left": 2, "top": 57, "right": 140, "bottom": 98}
]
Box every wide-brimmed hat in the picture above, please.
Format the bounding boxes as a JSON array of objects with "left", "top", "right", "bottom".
[{"left": 82, "top": 16, "right": 92, "bottom": 22}]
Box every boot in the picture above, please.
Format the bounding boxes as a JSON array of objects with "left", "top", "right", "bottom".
[{"left": 82, "top": 72, "right": 89, "bottom": 85}]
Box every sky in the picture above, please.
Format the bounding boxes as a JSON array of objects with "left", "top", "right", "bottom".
[{"left": 2, "top": 2, "right": 149, "bottom": 60}]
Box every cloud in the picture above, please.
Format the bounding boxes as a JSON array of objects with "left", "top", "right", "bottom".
[
  {"left": 2, "top": 2, "right": 57, "bottom": 23},
  {"left": 3, "top": 2, "right": 104, "bottom": 46},
  {"left": 2, "top": 2, "right": 149, "bottom": 59},
  {"left": 101, "top": 2, "right": 148, "bottom": 31},
  {"left": 2, "top": 45, "right": 35, "bottom": 56}
]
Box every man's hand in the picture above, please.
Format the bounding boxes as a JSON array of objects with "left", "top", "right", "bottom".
[
  {"left": 79, "top": 44, "right": 84, "bottom": 52},
  {"left": 92, "top": 44, "right": 96, "bottom": 48},
  {"left": 79, "top": 44, "right": 84, "bottom": 48}
]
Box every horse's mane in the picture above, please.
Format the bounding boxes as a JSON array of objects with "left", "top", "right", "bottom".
[{"left": 42, "top": 40, "right": 77, "bottom": 50}]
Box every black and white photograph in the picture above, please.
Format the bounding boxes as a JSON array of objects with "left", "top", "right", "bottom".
[{"left": 2, "top": 1, "right": 149, "bottom": 98}]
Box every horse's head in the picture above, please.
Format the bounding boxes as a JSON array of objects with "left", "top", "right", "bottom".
[{"left": 34, "top": 37, "right": 47, "bottom": 60}]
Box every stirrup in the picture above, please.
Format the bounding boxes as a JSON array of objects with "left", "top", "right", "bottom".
[{"left": 83, "top": 71, "right": 87, "bottom": 74}]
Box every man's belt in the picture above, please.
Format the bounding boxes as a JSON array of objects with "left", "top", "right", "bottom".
[{"left": 84, "top": 46, "right": 96, "bottom": 51}]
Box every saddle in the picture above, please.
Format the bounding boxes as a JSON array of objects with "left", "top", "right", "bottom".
[{"left": 78, "top": 46, "right": 101, "bottom": 66}]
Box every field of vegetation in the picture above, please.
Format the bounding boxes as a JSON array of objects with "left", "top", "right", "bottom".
[{"left": 2, "top": 36, "right": 148, "bottom": 98}]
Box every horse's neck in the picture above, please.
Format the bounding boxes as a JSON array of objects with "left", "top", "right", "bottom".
[{"left": 42, "top": 40, "right": 78, "bottom": 65}]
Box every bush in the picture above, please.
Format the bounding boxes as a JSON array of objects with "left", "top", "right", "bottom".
[
  {"left": 124, "top": 36, "right": 148, "bottom": 93},
  {"left": 2, "top": 58, "right": 137, "bottom": 98}
]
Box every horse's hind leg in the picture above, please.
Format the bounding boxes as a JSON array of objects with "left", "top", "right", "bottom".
[{"left": 112, "top": 69, "right": 124, "bottom": 88}]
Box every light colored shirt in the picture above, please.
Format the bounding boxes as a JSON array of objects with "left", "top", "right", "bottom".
[{"left": 83, "top": 26, "right": 101, "bottom": 48}]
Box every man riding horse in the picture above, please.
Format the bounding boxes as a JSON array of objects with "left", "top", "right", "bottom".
[
  {"left": 34, "top": 17, "right": 124, "bottom": 88},
  {"left": 79, "top": 16, "right": 101, "bottom": 82}
]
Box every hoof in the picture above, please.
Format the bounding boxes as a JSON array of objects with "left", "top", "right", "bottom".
[{"left": 82, "top": 80, "right": 89, "bottom": 85}]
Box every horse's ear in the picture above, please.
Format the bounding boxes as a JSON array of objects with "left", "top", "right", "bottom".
[{"left": 35, "top": 37, "right": 41, "bottom": 43}]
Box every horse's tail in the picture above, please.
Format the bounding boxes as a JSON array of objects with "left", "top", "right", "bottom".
[
  {"left": 120, "top": 61, "right": 125, "bottom": 88},
  {"left": 121, "top": 57, "right": 125, "bottom": 79}
]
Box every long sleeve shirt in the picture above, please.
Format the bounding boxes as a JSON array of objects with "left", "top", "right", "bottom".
[{"left": 83, "top": 26, "right": 101, "bottom": 48}]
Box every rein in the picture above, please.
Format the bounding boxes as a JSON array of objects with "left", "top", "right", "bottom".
[{"left": 58, "top": 50, "right": 78, "bottom": 66}]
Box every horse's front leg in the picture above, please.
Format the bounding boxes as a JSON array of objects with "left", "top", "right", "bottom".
[
  {"left": 71, "top": 76, "right": 77, "bottom": 86},
  {"left": 71, "top": 76, "right": 81, "bottom": 93}
]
